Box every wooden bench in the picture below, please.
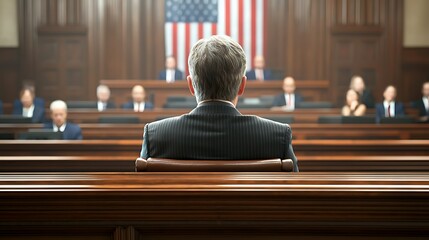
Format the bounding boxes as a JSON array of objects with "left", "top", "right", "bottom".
[
  {"left": 0, "top": 140, "right": 427, "bottom": 156},
  {"left": 1, "top": 123, "right": 428, "bottom": 140},
  {"left": 1, "top": 172, "right": 428, "bottom": 239},
  {"left": 1, "top": 155, "right": 429, "bottom": 172}
]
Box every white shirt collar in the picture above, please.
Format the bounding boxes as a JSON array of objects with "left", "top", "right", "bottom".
[
  {"left": 423, "top": 97, "right": 429, "bottom": 110},
  {"left": 97, "top": 101, "right": 106, "bottom": 112},
  {"left": 53, "top": 123, "right": 67, "bottom": 132},
  {"left": 134, "top": 102, "right": 145, "bottom": 112},
  {"left": 198, "top": 99, "right": 236, "bottom": 108},
  {"left": 22, "top": 105, "right": 35, "bottom": 118}
]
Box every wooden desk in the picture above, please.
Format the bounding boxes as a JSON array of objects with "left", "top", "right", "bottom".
[
  {"left": 0, "top": 140, "right": 427, "bottom": 156},
  {"left": 100, "top": 80, "right": 330, "bottom": 108},
  {"left": 1, "top": 123, "right": 428, "bottom": 140},
  {"left": 1, "top": 172, "right": 428, "bottom": 239}
]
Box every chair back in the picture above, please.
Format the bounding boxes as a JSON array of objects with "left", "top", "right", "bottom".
[{"left": 136, "top": 158, "right": 294, "bottom": 172}]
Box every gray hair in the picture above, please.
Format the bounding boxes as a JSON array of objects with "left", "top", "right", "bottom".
[
  {"left": 50, "top": 100, "right": 67, "bottom": 111},
  {"left": 188, "top": 35, "right": 247, "bottom": 102},
  {"left": 97, "top": 84, "right": 111, "bottom": 95}
]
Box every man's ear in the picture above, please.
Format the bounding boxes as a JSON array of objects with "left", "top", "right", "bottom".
[
  {"left": 187, "top": 75, "right": 195, "bottom": 96},
  {"left": 237, "top": 76, "right": 247, "bottom": 96}
]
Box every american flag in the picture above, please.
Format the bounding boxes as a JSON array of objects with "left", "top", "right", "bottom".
[{"left": 165, "top": 0, "right": 267, "bottom": 75}]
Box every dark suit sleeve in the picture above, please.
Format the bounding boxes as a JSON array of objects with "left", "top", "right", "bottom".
[
  {"left": 32, "top": 106, "right": 45, "bottom": 123},
  {"left": 272, "top": 94, "right": 284, "bottom": 107},
  {"left": 375, "top": 104, "right": 383, "bottom": 123},
  {"left": 0, "top": 101, "right": 3, "bottom": 115},
  {"left": 140, "top": 124, "right": 149, "bottom": 159},
  {"left": 397, "top": 103, "right": 405, "bottom": 115},
  {"left": 285, "top": 126, "right": 298, "bottom": 172},
  {"left": 74, "top": 125, "right": 83, "bottom": 140}
]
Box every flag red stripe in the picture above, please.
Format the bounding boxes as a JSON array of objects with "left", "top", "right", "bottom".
[
  {"left": 263, "top": 0, "right": 268, "bottom": 59},
  {"left": 251, "top": 0, "right": 257, "bottom": 68},
  {"left": 185, "top": 24, "right": 191, "bottom": 76},
  {"left": 198, "top": 23, "right": 204, "bottom": 40},
  {"left": 172, "top": 23, "right": 178, "bottom": 58},
  {"left": 225, "top": 0, "right": 231, "bottom": 36},
  {"left": 212, "top": 24, "right": 217, "bottom": 35},
  {"left": 238, "top": 0, "right": 243, "bottom": 46}
]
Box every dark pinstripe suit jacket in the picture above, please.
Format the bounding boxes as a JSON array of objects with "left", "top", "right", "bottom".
[{"left": 140, "top": 101, "right": 298, "bottom": 171}]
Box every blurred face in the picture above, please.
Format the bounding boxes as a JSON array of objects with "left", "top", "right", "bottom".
[
  {"left": 253, "top": 56, "right": 265, "bottom": 69},
  {"left": 166, "top": 57, "right": 176, "bottom": 69},
  {"left": 97, "top": 90, "right": 110, "bottom": 102},
  {"left": 383, "top": 86, "right": 396, "bottom": 102},
  {"left": 20, "top": 90, "right": 34, "bottom": 108},
  {"left": 282, "top": 77, "right": 296, "bottom": 94},
  {"left": 132, "top": 86, "right": 145, "bottom": 103},
  {"left": 51, "top": 108, "right": 67, "bottom": 127},
  {"left": 346, "top": 89, "right": 359, "bottom": 104},
  {"left": 422, "top": 83, "right": 429, "bottom": 97},
  {"left": 351, "top": 77, "right": 365, "bottom": 92}
]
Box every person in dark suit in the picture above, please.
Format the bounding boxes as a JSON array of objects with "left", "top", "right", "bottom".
[
  {"left": 12, "top": 88, "right": 45, "bottom": 123},
  {"left": 44, "top": 100, "right": 82, "bottom": 140},
  {"left": 140, "top": 35, "right": 298, "bottom": 171},
  {"left": 96, "top": 85, "right": 116, "bottom": 111},
  {"left": 246, "top": 55, "right": 273, "bottom": 81},
  {"left": 0, "top": 100, "right": 3, "bottom": 115},
  {"left": 375, "top": 85, "right": 405, "bottom": 123},
  {"left": 122, "top": 85, "right": 154, "bottom": 112},
  {"left": 158, "top": 56, "right": 184, "bottom": 83},
  {"left": 412, "top": 82, "right": 429, "bottom": 122},
  {"left": 349, "top": 75, "right": 375, "bottom": 108},
  {"left": 272, "top": 77, "right": 303, "bottom": 111},
  {"left": 13, "top": 82, "right": 45, "bottom": 111}
]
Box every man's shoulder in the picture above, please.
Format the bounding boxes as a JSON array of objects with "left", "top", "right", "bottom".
[{"left": 67, "top": 122, "right": 81, "bottom": 131}]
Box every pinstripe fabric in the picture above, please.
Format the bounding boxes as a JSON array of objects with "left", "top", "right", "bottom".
[{"left": 140, "top": 101, "right": 298, "bottom": 171}]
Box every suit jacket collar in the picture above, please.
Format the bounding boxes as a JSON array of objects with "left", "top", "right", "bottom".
[{"left": 189, "top": 100, "right": 242, "bottom": 116}]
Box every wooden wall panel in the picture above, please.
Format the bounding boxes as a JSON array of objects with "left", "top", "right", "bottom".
[
  {"left": 0, "top": 48, "right": 19, "bottom": 104},
  {"left": 266, "top": 0, "right": 404, "bottom": 105},
  {"left": 402, "top": 48, "right": 429, "bottom": 103}
]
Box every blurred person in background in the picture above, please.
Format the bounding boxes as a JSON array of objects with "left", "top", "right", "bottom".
[
  {"left": 158, "top": 56, "right": 184, "bottom": 83},
  {"left": 272, "top": 77, "right": 303, "bottom": 111},
  {"left": 122, "top": 85, "right": 153, "bottom": 112},
  {"left": 375, "top": 85, "right": 405, "bottom": 123},
  {"left": 44, "top": 100, "right": 82, "bottom": 140},
  {"left": 12, "top": 87, "right": 45, "bottom": 123},
  {"left": 341, "top": 89, "right": 366, "bottom": 116},
  {"left": 96, "top": 85, "right": 116, "bottom": 111},
  {"left": 349, "top": 75, "right": 375, "bottom": 108}
]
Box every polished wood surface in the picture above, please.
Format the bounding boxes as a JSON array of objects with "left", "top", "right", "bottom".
[
  {"left": 100, "top": 80, "right": 330, "bottom": 108},
  {"left": 1, "top": 172, "right": 428, "bottom": 239},
  {"left": 0, "top": 140, "right": 427, "bottom": 157},
  {"left": 1, "top": 155, "right": 429, "bottom": 173},
  {"left": 1, "top": 123, "right": 427, "bottom": 140}
]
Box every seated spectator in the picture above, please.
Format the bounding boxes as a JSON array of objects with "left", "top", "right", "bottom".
[
  {"left": 122, "top": 85, "right": 154, "bottom": 112},
  {"left": 375, "top": 85, "right": 405, "bottom": 123},
  {"left": 412, "top": 81, "right": 429, "bottom": 122},
  {"left": 158, "top": 56, "right": 184, "bottom": 83},
  {"left": 349, "top": 75, "right": 375, "bottom": 108},
  {"left": 44, "top": 100, "right": 82, "bottom": 140},
  {"left": 246, "top": 55, "right": 273, "bottom": 81},
  {"left": 12, "top": 87, "right": 45, "bottom": 123},
  {"left": 13, "top": 82, "right": 44, "bottom": 110},
  {"left": 96, "top": 85, "right": 115, "bottom": 111},
  {"left": 272, "top": 77, "right": 303, "bottom": 111},
  {"left": 341, "top": 89, "right": 366, "bottom": 116},
  {"left": 0, "top": 100, "right": 3, "bottom": 115},
  {"left": 140, "top": 35, "right": 298, "bottom": 172}
]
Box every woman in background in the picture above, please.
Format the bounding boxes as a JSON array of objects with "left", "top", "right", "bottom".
[
  {"left": 349, "top": 75, "right": 375, "bottom": 108},
  {"left": 342, "top": 89, "right": 367, "bottom": 116}
]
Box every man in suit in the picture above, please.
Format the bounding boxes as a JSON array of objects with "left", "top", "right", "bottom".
[
  {"left": 412, "top": 81, "right": 429, "bottom": 122},
  {"left": 96, "top": 85, "right": 116, "bottom": 111},
  {"left": 246, "top": 55, "right": 273, "bottom": 81},
  {"left": 272, "top": 77, "right": 303, "bottom": 111},
  {"left": 375, "top": 85, "right": 405, "bottom": 123},
  {"left": 140, "top": 35, "right": 298, "bottom": 172},
  {"left": 13, "top": 82, "right": 45, "bottom": 111},
  {"left": 12, "top": 88, "right": 45, "bottom": 123},
  {"left": 44, "top": 100, "right": 82, "bottom": 140},
  {"left": 158, "top": 56, "right": 184, "bottom": 83},
  {"left": 122, "top": 85, "right": 154, "bottom": 112}
]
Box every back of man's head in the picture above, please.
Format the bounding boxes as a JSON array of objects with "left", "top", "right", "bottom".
[{"left": 188, "top": 35, "right": 246, "bottom": 102}]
